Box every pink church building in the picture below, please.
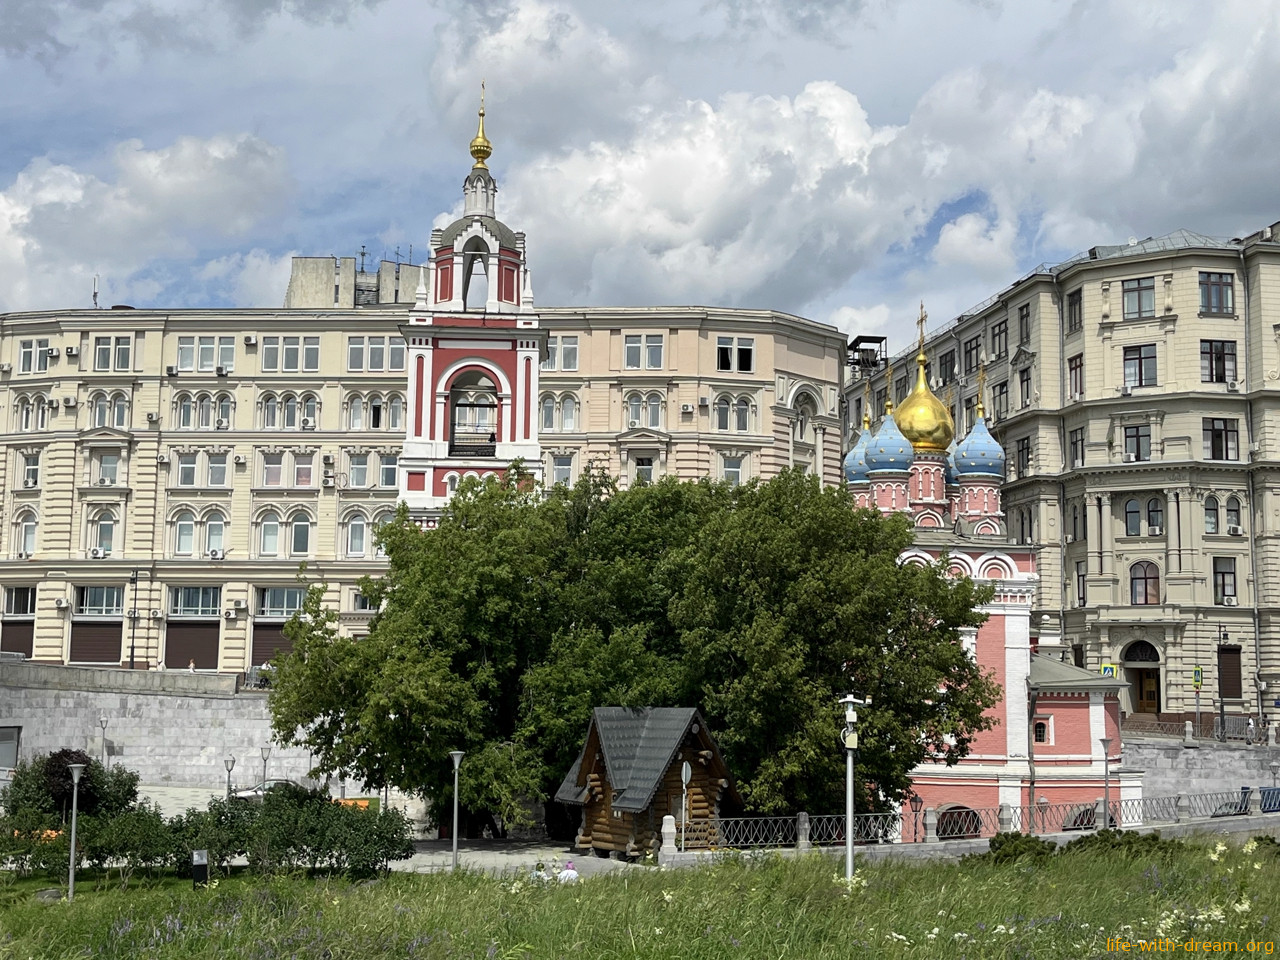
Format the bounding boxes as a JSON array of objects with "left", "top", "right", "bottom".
[{"left": 845, "top": 334, "right": 1140, "bottom": 836}]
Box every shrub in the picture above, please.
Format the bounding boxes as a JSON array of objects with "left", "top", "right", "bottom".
[
  {"left": 2, "top": 751, "right": 138, "bottom": 822},
  {"left": 84, "top": 801, "right": 170, "bottom": 888},
  {"left": 169, "top": 797, "right": 256, "bottom": 877},
  {"left": 965, "top": 831, "right": 1056, "bottom": 864},
  {"left": 1060, "top": 828, "right": 1182, "bottom": 859}
]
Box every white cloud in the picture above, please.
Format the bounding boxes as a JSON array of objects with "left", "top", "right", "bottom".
[
  {"left": 933, "top": 213, "right": 1018, "bottom": 280},
  {"left": 199, "top": 248, "right": 297, "bottom": 307},
  {"left": 827, "top": 304, "right": 890, "bottom": 339}
]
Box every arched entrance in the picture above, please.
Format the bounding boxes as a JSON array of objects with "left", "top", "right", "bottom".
[
  {"left": 449, "top": 371, "right": 499, "bottom": 455},
  {"left": 936, "top": 804, "right": 982, "bottom": 839},
  {"left": 1123, "top": 639, "right": 1161, "bottom": 714}
]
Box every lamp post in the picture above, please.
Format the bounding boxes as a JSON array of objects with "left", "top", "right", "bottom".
[
  {"left": 1037, "top": 795, "right": 1049, "bottom": 834},
  {"left": 909, "top": 793, "right": 923, "bottom": 843},
  {"left": 67, "top": 763, "right": 86, "bottom": 902},
  {"left": 839, "top": 693, "right": 867, "bottom": 881},
  {"left": 98, "top": 716, "right": 109, "bottom": 769},
  {"left": 1026, "top": 680, "right": 1041, "bottom": 834},
  {"left": 1269, "top": 761, "right": 1279, "bottom": 789},
  {"left": 1099, "top": 736, "right": 1113, "bottom": 830},
  {"left": 449, "top": 750, "right": 465, "bottom": 872},
  {"left": 224, "top": 756, "right": 235, "bottom": 799},
  {"left": 128, "top": 568, "right": 140, "bottom": 670},
  {"left": 260, "top": 745, "right": 271, "bottom": 791},
  {"left": 1218, "top": 625, "right": 1229, "bottom": 742}
]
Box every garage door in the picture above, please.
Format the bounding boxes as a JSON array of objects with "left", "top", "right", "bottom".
[
  {"left": 69, "top": 622, "right": 123, "bottom": 664},
  {"left": 165, "top": 620, "right": 221, "bottom": 670},
  {"left": 251, "top": 622, "right": 292, "bottom": 666},
  {"left": 0, "top": 620, "right": 34, "bottom": 658}
]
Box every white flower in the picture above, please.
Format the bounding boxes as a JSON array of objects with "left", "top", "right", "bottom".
[
  {"left": 1243, "top": 839, "right": 1258, "bottom": 855},
  {"left": 1208, "top": 852, "right": 1220, "bottom": 862},
  {"left": 662, "top": 890, "right": 673, "bottom": 903},
  {"left": 654, "top": 928, "right": 663, "bottom": 936},
  {"left": 1233, "top": 901, "right": 1251, "bottom": 914}
]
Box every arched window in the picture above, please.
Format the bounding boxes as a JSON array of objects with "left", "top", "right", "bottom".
[
  {"left": 373, "top": 512, "right": 392, "bottom": 558},
  {"left": 795, "top": 395, "right": 818, "bottom": 443},
  {"left": 446, "top": 474, "right": 460, "bottom": 494},
  {"left": 561, "top": 395, "right": 577, "bottom": 432},
  {"left": 93, "top": 394, "right": 110, "bottom": 428},
  {"left": 290, "top": 511, "right": 310, "bottom": 555},
  {"left": 112, "top": 394, "right": 129, "bottom": 428},
  {"left": 388, "top": 395, "right": 404, "bottom": 431},
  {"left": 1033, "top": 721, "right": 1047, "bottom": 743},
  {"left": 1130, "top": 561, "right": 1160, "bottom": 605},
  {"left": 540, "top": 395, "right": 555, "bottom": 431},
  {"left": 17, "top": 511, "right": 36, "bottom": 556},
  {"left": 17, "top": 398, "right": 31, "bottom": 431},
  {"left": 206, "top": 512, "right": 225, "bottom": 554},
  {"left": 1123, "top": 640, "right": 1160, "bottom": 662},
  {"left": 174, "top": 511, "right": 196, "bottom": 555},
  {"left": 347, "top": 514, "right": 367, "bottom": 557},
  {"left": 1204, "top": 496, "right": 1219, "bottom": 534},
  {"left": 93, "top": 509, "right": 115, "bottom": 555},
  {"left": 263, "top": 395, "right": 278, "bottom": 428},
  {"left": 626, "top": 393, "right": 642, "bottom": 427},
  {"left": 283, "top": 395, "right": 298, "bottom": 429},
  {"left": 177, "top": 394, "right": 194, "bottom": 429},
  {"left": 1225, "top": 496, "right": 1241, "bottom": 529},
  {"left": 646, "top": 393, "right": 663, "bottom": 429},
  {"left": 35, "top": 398, "right": 48, "bottom": 430},
  {"left": 216, "top": 394, "right": 232, "bottom": 423},
  {"left": 1146, "top": 498, "right": 1164, "bottom": 532},
  {"left": 260, "top": 512, "right": 280, "bottom": 556},
  {"left": 349, "top": 396, "right": 365, "bottom": 430},
  {"left": 197, "top": 395, "right": 213, "bottom": 429},
  {"left": 734, "top": 397, "right": 750, "bottom": 432},
  {"left": 1124, "top": 499, "right": 1141, "bottom": 537},
  {"left": 302, "top": 394, "right": 317, "bottom": 422},
  {"left": 715, "top": 396, "right": 730, "bottom": 431},
  {"left": 370, "top": 396, "right": 384, "bottom": 429}
]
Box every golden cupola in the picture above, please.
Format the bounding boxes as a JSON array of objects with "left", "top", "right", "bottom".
[{"left": 894, "top": 304, "right": 955, "bottom": 453}]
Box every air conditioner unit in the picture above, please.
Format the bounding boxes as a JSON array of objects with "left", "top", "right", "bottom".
[
  {"left": 96, "top": 477, "right": 113, "bottom": 486},
  {"left": 166, "top": 365, "right": 178, "bottom": 376},
  {"left": 146, "top": 412, "right": 159, "bottom": 423},
  {"left": 1069, "top": 392, "right": 1081, "bottom": 402},
  {"left": 232, "top": 598, "right": 246, "bottom": 610},
  {"left": 628, "top": 419, "right": 640, "bottom": 429},
  {"left": 301, "top": 417, "right": 315, "bottom": 429},
  {"left": 1223, "top": 596, "right": 1239, "bottom": 606},
  {"left": 1123, "top": 453, "right": 1136, "bottom": 463},
  {"left": 149, "top": 609, "right": 163, "bottom": 620},
  {"left": 22, "top": 478, "right": 36, "bottom": 489},
  {"left": 127, "top": 608, "right": 139, "bottom": 619},
  {"left": 14, "top": 551, "right": 28, "bottom": 560},
  {"left": 88, "top": 547, "right": 105, "bottom": 559},
  {"left": 65, "top": 346, "right": 79, "bottom": 358},
  {"left": 208, "top": 549, "right": 225, "bottom": 560},
  {"left": 1065, "top": 534, "right": 1075, "bottom": 544},
  {"left": 1148, "top": 526, "right": 1163, "bottom": 536},
  {"left": 215, "top": 418, "right": 229, "bottom": 429},
  {"left": 1120, "top": 385, "right": 1133, "bottom": 397},
  {"left": 243, "top": 335, "right": 257, "bottom": 346},
  {"left": 53, "top": 597, "right": 69, "bottom": 609},
  {"left": 62, "top": 397, "right": 76, "bottom": 408},
  {"left": 46, "top": 347, "right": 59, "bottom": 359},
  {"left": 1227, "top": 381, "right": 1239, "bottom": 392},
  {"left": 698, "top": 397, "right": 710, "bottom": 407},
  {"left": 322, "top": 453, "right": 335, "bottom": 465},
  {"left": 215, "top": 365, "right": 228, "bottom": 377},
  {"left": 223, "top": 609, "right": 236, "bottom": 620},
  {"left": 156, "top": 454, "right": 169, "bottom": 464},
  {"left": 0, "top": 363, "right": 10, "bottom": 373},
  {"left": 322, "top": 477, "right": 335, "bottom": 488},
  {"left": 681, "top": 403, "right": 694, "bottom": 413},
  {"left": 1227, "top": 524, "right": 1244, "bottom": 536},
  {"left": 233, "top": 454, "right": 246, "bottom": 465}
]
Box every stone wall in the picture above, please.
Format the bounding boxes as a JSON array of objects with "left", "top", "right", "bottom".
[{"left": 1121, "top": 734, "right": 1280, "bottom": 796}]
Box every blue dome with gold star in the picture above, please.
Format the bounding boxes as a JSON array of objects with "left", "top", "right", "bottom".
[
  {"left": 843, "top": 425, "right": 873, "bottom": 484},
  {"left": 865, "top": 411, "right": 913, "bottom": 474},
  {"left": 954, "top": 416, "right": 1005, "bottom": 477}
]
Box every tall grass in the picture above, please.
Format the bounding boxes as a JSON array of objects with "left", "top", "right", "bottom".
[{"left": 2, "top": 836, "right": 1279, "bottom": 958}]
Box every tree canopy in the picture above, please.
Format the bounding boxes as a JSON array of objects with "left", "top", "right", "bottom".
[{"left": 269, "top": 468, "right": 1000, "bottom": 822}]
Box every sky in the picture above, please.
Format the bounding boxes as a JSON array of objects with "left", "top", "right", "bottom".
[{"left": 2, "top": 0, "right": 1279, "bottom": 352}]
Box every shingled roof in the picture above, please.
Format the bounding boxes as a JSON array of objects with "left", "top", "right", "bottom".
[{"left": 554, "top": 707, "right": 737, "bottom": 813}]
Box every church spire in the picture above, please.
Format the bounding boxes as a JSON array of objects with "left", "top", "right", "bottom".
[{"left": 469, "top": 80, "right": 493, "bottom": 170}]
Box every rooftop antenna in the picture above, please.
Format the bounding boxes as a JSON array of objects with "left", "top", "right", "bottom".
[
  {"left": 359, "top": 245, "right": 368, "bottom": 273},
  {"left": 408, "top": 243, "right": 413, "bottom": 265},
  {"left": 92, "top": 275, "right": 99, "bottom": 309},
  {"left": 394, "top": 245, "right": 402, "bottom": 264}
]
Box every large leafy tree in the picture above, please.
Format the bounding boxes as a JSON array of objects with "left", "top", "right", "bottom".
[{"left": 269, "top": 467, "right": 1000, "bottom": 822}]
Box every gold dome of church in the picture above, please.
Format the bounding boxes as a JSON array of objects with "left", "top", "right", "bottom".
[
  {"left": 470, "top": 81, "right": 492, "bottom": 170},
  {"left": 894, "top": 304, "right": 954, "bottom": 452}
]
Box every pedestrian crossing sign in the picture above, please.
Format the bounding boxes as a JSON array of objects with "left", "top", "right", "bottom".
[{"left": 1100, "top": 663, "right": 1118, "bottom": 678}]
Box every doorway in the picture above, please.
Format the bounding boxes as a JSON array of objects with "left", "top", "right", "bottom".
[{"left": 1133, "top": 668, "right": 1160, "bottom": 713}]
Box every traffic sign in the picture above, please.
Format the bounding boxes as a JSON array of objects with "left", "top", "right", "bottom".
[
  {"left": 680, "top": 761, "right": 691, "bottom": 787},
  {"left": 1100, "top": 663, "right": 1118, "bottom": 679},
  {"left": 1192, "top": 665, "right": 1203, "bottom": 691}
]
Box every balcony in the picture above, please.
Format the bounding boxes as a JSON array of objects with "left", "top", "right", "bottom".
[{"left": 449, "top": 427, "right": 497, "bottom": 458}]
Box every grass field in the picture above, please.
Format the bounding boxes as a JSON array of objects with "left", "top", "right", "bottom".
[{"left": 2, "top": 834, "right": 1279, "bottom": 958}]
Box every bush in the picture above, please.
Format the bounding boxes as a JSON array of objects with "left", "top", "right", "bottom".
[
  {"left": 1, "top": 751, "right": 138, "bottom": 823},
  {"left": 168, "top": 797, "right": 256, "bottom": 877},
  {"left": 84, "top": 801, "right": 170, "bottom": 888},
  {"left": 1060, "top": 828, "right": 1182, "bottom": 859},
  {"left": 965, "top": 831, "right": 1056, "bottom": 865}
]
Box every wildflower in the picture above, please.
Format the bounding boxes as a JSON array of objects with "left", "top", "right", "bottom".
[
  {"left": 1208, "top": 851, "right": 1220, "bottom": 862},
  {"left": 662, "top": 891, "right": 674, "bottom": 903},
  {"left": 331, "top": 899, "right": 340, "bottom": 906},
  {"left": 1243, "top": 839, "right": 1258, "bottom": 855},
  {"left": 887, "top": 932, "right": 910, "bottom": 943},
  {"left": 654, "top": 928, "right": 663, "bottom": 936},
  {"left": 1233, "top": 901, "right": 1251, "bottom": 914},
  {"left": 1255, "top": 862, "right": 1263, "bottom": 870},
  {"left": 926, "top": 928, "right": 939, "bottom": 940}
]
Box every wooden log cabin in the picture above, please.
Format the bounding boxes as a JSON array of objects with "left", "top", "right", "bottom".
[{"left": 554, "top": 707, "right": 740, "bottom": 859}]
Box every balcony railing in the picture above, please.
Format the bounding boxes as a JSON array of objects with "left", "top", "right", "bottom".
[{"left": 449, "top": 427, "right": 497, "bottom": 458}]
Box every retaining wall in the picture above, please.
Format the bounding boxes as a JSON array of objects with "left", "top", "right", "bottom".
[{"left": 1121, "top": 735, "right": 1280, "bottom": 796}]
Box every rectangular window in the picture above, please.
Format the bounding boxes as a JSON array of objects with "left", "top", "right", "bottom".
[
  {"left": 114, "top": 337, "right": 131, "bottom": 371},
  {"left": 1015, "top": 437, "right": 1031, "bottom": 477},
  {"left": 1200, "top": 272, "right": 1234, "bottom": 315},
  {"left": 938, "top": 351, "right": 956, "bottom": 385},
  {"left": 1018, "top": 303, "right": 1031, "bottom": 344},
  {"left": 352, "top": 592, "right": 375, "bottom": 612},
  {"left": 0, "top": 726, "right": 18, "bottom": 769},
  {"left": 1067, "top": 290, "right": 1083, "bottom": 333},
  {"left": 634, "top": 456, "right": 654, "bottom": 484},
  {"left": 1213, "top": 557, "right": 1237, "bottom": 604},
  {"left": 347, "top": 336, "right": 365, "bottom": 372},
  {"left": 1076, "top": 561, "right": 1087, "bottom": 606},
  {"left": 1200, "top": 340, "right": 1237, "bottom": 383},
  {"left": 1124, "top": 425, "right": 1152, "bottom": 462},
  {"left": 645, "top": 334, "right": 663, "bottom": 370},
  {"left": 388, "top": 337, "right": 406, "bottom": 371},
  {"left": 77, "top": 585, "right": 124, "bottom": 616},
  {"left": 875, "top": 388, "right": 887, "bottom": 419},
  {"left": 552, "top": 455, "right": 572, "bottom": 485},
  {"left": 94, "top": 336, "right": 112, "bottom": 371},
  {"left": 379, "top": 454, "right": 397, "bottom": 487},
  {"left": 23, "top": 453, "right": 39, "bottom": 486},
  {"left": 1068, "top": 354, "right": 1084, "bottom": 398},
  {"left": 218, "top": 336, "right": 235, "bottom": 371},
  {"left": 962, "top": 396, "right": 975, "bottom": 434},
  {"left": 262, "top": 453, "right": 283, "bottom": 486},
  {"left": 895, "top": 376, "right": 909, "bottom": 403},
  {"left": 349, "top": 454, "right": 368, "bottom": 487},
  {"left": 294, "top": 454, "right": 313, "bottom": 487},
  {"left": 177, "top": 336, "right": 195, "bottom": 371},
  {"left": 258, "top": 587, "right": 306, "bottom": 618},
  {"left": 561, "top": 335, "right": 579, "bottom": 372},
  {"left": 991, "top": 381, "right": 1009, "bottom": 418},
  {"left": 303, "top": 336, "right": 319, "bottom": 372},
  {"left": 198, "top": 336, "right": 215, "bottom": 372},
  {"left": 6, "top": 586, "right": 36, "bottom": 615},
  {"left": 624, "top": 334, "right": 641, "bottom": 369},
  {"left": 1123, "top": 344, "right": 1157, "bottom": 387},
  {"left": 1019, "top": 368, "right": 1032, "bottom": 408},
  {"left": 1122, "top": 277, "right": 1156, "bottom": 319},
  {"left": 717, "top": 336, "right": 733, "bottom": 372},
  {"left": 737, "top": 338, "right": 754, "bottom": 373},
  {"left": 261, "top": 336, "right": 279, "bottom": 372},
  {"left": 19, "top": 340, "right": 33, "bottom": 374},
  {"left": 98, "top": 452, "right": 119, "bottom": 484},
  {"left": 207, "top": 454, "right": 227, "bottom": 487},
  {"left": 990, "top": 319, "right": 1008, "bottom": 360},
  {"left": 367, "top": 336, "right": 385, "bottom": 372},
  {"left": 170, "top": 586, "right": 221, "bottom": 617},
  {"left": 542, "top": 336, "right": 557, "bottom": 371},
  {"left": 963, "top": 336, "right": 981, "bottom": 374},
  {"left": 1203, "top": 418, "right": 1239, "bottom": 461},
  {"left": 1069, "top": 428, "right": 1085, "bottom": 468},
  {"left": 177, "top": 453, "right": 197, "bottom": 486},
  {"left": 723, "top": 456, "right": 743, "bottom": 487},
  {"left": 282, "top": 336, "right": 300, "bottom": 372}
]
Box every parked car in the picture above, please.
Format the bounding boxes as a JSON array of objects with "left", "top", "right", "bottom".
[{"left": 232, "top": 779, "right": 300, "bottom": 802}]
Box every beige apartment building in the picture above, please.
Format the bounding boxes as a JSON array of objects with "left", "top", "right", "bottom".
[{"left": 850, "top": 225, "right": 1280, "bottom": 725}]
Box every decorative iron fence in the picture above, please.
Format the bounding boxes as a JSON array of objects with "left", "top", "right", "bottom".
[{"left": 715, "top": 816, "right": 797, "bottom": 848}]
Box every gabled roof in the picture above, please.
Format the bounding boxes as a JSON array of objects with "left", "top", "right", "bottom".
[
  {"left": 554, "top": 707, "right": 738, "bottom": 813},
  {"left": 1030, "top": 654, "right": 1128, "bottom": 693}
]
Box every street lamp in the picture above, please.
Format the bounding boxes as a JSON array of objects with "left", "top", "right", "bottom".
[
  {"left": 1269, "top": 761, "right": 1279, "bottom": 789},
  {"left": 98, "top": 716, "right": 109, "bottom": 769},
  {"left": 1099, "top": 737, "right": 1113, "bottom": 830},
  {"left": 224, "top": 756, "right": 236, "bottom": 799},
  {"left": 260, "top": 745, "right": 271, "bottom": 790},
  {"left": 67, "top": 763, "right": 86, "bottom": 902},
  {"left": 908, "top": 793, "right": 923, "bottom": 843},
  {"left": 449, "top": 750, "right": 465, "bottom": 872},
  {"left": 1037, "top": 795, "right": 1049, "bottom": 834},
  {"left": 1026, "top": 680, "right": 1041, "bottom": 834},
  {"left": 839, "top": 693, "right": 867, "bottom": 881}
]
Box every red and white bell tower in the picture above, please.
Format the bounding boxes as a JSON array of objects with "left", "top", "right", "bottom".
[{"left": 399, "top": 91, "right": 544, "bottom": 521}]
